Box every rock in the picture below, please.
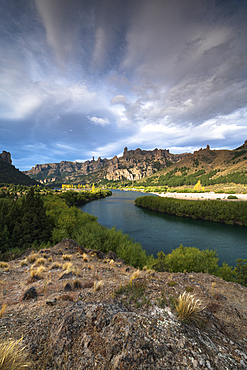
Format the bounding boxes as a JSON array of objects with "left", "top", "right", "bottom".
[
  {"left": 46, "top": 298, "right": 57, "bottom": 306},
  {"left": 23, "top": 287, "right": 38, "bottom": 300},
  {"left": 64, "top": 283, "right": 73, "bottom": 291}
]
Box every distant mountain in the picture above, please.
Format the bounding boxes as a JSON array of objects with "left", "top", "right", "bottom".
[
  {"left": 139, "top": 141, "right": 247, "bottom": 187},
  {"left": 24, "top": 147, "right": 189, "bottom": 185},
  {"left": 24, "top": 141, "right": 247, "bottom": 186},
  {"left": 0, "top": 151, "right": 38, "bottom": 186}
]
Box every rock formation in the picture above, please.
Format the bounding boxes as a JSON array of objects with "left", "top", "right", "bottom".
[
  {"left": 24, "top": 147, "right": 190, "bottom": 184},
  {"left": 0, "top": 150, "right": 12, "bottom": 165}
]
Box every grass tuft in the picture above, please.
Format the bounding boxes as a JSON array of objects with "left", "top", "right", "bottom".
[
  {"left": 20, "top": 260, "right": 28, "bottom": 267},
  {"left": 62, "top": 254, "right": 72, "bottom": 261},
  {"left": 35, "top": 258, "right": 46, "bottom": 266},
  {"left": 50, "top": 262, "right": 62, "bottom": 270},
  {"left": 94, "top": 280, "right": 104, "bottom": 292},
  {"left": 62, "top": 262, "right": 73, "bottom": 271},
  {"left": 82, "top": 253, "right": 89, "bottom": 262},
  {"left": 130, "top": 269, "right": 140, "bottom": 282},
  {"left": 0, "top": 262, "right": 9, "bottom": 269},
  {"left": 175, "top": 292, "right": 206, "bottom": 324},
  {"left": 0, "top": 337, "right": 32, "bottom": 369},
  {"left": 27, "top": 254, "right": 38, "bottom": 263}
]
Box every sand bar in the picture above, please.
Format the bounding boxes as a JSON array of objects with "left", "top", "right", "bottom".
[{"left": 153, "top": 192, "right": 247, "bottom": 201}]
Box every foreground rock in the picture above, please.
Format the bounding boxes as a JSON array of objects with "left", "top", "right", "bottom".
[{"left": 0, "top": 239, "right": 246, "bottom": 369}]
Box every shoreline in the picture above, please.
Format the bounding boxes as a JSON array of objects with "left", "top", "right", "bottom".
[{"left": 152, "top": 191, "right": 247, "bottom": 201}]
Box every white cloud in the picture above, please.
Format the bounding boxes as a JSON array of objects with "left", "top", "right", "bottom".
[{"left": 88, "top": 116, "right": 110, "bottom": 126}]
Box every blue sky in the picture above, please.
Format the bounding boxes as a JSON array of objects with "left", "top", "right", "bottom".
[{"left": 1, "top": 0, "right": 247, "bottom": 170}]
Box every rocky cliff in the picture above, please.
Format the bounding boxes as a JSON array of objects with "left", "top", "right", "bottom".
[
  {"left": 24, "top": 147, "right": 189, "bottom": 185},
  {"left": 0, "top": 150, "right": 12, "bottom": 165}
]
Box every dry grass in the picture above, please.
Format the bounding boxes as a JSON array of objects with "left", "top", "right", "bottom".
[
  {"left": 0, "top": 303, "right": 7, "bottom": 319},
  {"left": 27, "top": 254, "right": 38, "bottom": 263},
  {"left": 0, "top": 337, "right": 32, "bottom": 369},
  {"left": 0, "top": 262, "right": 9, "bottom": 269},
  {"left": 130, "top": 269, "right": 140, "bottom": 281},
  {"left": 73, "top": 279, "right": 81, "bottom": 289},
  {"left": 94, "top": 280, "right": 104, "bottom": 292},
  {"left": 29, "top": 266, "right": 45, "bottom": 281},
  {"left": 109, "top": 259, "right": 115, "bottom": 266},
  {"left": 62, "top": 254, "right": 72, "bottom": 261},
  {"left": 50, "top": 262, "right": 62, "bottom": 270},
  {"left": 175, "top": 292, "right": 206, "bottom": 324},
  {"left": 20, "top": 260, "right": 28, "bottom": 267},
  {"left": 62, "top": 262, "right": 73, "bottom": 271},
  {"left": 35, "top": 258, "right": 46, "bottom": 266},
  {"left": 82, "top": 253, "right": 89, "bottom": 262},
  {"left": 48, "top": 257, "right": 52, "bottom": 263}
]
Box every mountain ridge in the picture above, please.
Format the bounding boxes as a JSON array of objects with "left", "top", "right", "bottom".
[{"left": 23, "top": 141, "right": 247, "bottom": 186}]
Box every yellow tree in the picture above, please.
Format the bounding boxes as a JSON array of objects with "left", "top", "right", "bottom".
[{"left": 92, "top": 183, "right": 95, "bottom": 192}]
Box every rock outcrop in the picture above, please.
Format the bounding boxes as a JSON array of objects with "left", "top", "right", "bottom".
[{"left": 0, "top": 150, "right": 12, "bottom": 165}]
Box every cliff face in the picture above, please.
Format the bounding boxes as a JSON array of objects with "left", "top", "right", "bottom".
[
  {"left": 0, "top": 150, "right": 12, "bottom": 165},
  {"left": 24, "top": 147, "right": 190, "bottom": 184}
]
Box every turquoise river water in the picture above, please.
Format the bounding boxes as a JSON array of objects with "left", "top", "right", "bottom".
[{"left": 80, "top": 189, "right": 247, "bottom": 266}]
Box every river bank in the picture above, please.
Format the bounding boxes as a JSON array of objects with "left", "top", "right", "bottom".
[{"left": 153, "top": 191, "right": 247, "bottom": 201}]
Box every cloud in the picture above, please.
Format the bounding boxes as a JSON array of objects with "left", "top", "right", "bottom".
[
  {"left": 1, "top": 0, "right": 247, "bottom": 170},
  {"left": 88, "top": 116, "right": 110, "bottom": 126},
  {"left": 34, "top": 0, "right": 81, "bottom": 67},
  {"left": 111, "top": 95, "right": 128, "bottom": 105}
]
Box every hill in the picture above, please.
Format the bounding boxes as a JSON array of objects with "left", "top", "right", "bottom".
[
  {"left": 0, "top": 151, "right": 38, "bottom": 186},
  {"left": 24, "top": 142, "right": 247, "bottom": 187},
  {"left": 0, "top": 239, "right": 246, "bottom": 369},
  {"left": 138, "top": 141, "right": 247, "bottom": 188}
]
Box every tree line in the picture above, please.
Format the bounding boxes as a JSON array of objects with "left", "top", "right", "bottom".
[{"left": 135, "top": 195, "right": 247, "bottom": 226}]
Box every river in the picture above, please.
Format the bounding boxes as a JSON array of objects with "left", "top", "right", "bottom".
[{"left": 79, "top": 189, "right": 247, "bottom": 266}]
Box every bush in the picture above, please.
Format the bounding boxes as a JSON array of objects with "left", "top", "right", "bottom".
[{"left": 152, "top": 245, "right": 219, "bottom": 274}]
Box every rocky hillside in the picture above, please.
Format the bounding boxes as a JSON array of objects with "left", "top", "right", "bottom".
[
  {"left": 139, "top": 141, "right": 247, "bottom": 187},
  {"left": 0, "top": 151, "right": 38, "bottom": 186},
  {"left": 24, "top": 147, "right": 189, "bottom": 185},
  {"left": 0, "top": 239, "right": 246, "bottom": 369}
]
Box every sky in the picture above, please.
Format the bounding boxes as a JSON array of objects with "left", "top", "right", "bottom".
[{"left": 1, "top": 0, "right": 247, "bottom": 170}]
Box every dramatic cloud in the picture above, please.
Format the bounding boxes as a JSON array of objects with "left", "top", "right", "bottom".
[{"left": 0, "top": 0, "right": 247, "bottom": 169}]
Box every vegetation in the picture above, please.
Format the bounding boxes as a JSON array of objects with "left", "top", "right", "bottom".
[
  {"left": 0, "top": 186, "right": 246, "bottom": 286},
  {"left": 135, "top": 195, "right": 247, "bottom": 225},
  {"left": 0, "top": 161, "right": 38, "bottom": 186},
  {"left": 0, "top": 337, "right": 32, "bottom": 369},
  {"left": 150, "top": 245, "right": 247, "bottom": 286},
  {"left": 175, "top": 292, "right": 206, "bottom": 324}
]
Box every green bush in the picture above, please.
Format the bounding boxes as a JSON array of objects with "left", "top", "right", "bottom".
[{"left": 152, "top": 245, "right": 219, "bottom": 274}]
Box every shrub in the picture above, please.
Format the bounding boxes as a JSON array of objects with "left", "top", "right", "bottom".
[
  {"left": 175, "top": 292, "right": 206, "bottom": 324},
  {"left": 152, "top": 245, "right": 219, "bottom": 274},
  {"left": 235, "top": 259, "right": 247, "bottom": 286},
  {"left": 0, "top": 337, "right": 32, "bottom": 369}
]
